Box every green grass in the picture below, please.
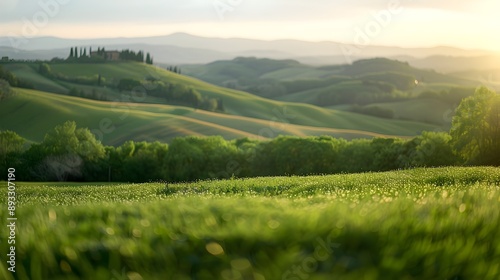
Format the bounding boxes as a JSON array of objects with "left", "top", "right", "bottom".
[
  {"left": 5, "top": 61, "right": 482, "bottom": 144},
  {"left": 277, "top": 80, "right": 384, "bottom": 105},
  {"left": 3, "top": 64, "right": 69, "bottom": 94},
  {"left": 183, "top": 58, "right": 481, "bottom": 126},
  {"left": 363, "top": 98, "right": 454, "bottom": 125},
  {"left": 1, "top": 167, "right": 499, "bottom": 279},
  {"left": 0, "top": 88, "right": 440, "bottom": 145}
]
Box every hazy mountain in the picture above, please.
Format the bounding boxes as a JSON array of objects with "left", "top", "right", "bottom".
[
  {"left": 401, "top": 55, "right": 500, "bottom": 73},
  {"left": 0, "top": 33, "right": 496, "bottom": 67},
  {"left": 0, "top": 46, "right": 68, "bottom": 61}
]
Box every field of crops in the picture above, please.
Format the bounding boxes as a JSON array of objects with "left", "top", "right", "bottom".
[{"left": 1, "top": 167, "right": 499, "bottom": 279}]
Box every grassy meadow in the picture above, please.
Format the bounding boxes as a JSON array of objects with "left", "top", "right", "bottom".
[
  {"left": 0, "top": 88, "right": 438, "bottom": 145},
  {"left": 1, "top": 167, "right": 499, "bottom": 279},
  {"left": 0, "top": 60, "right": 451, "bottom": 145}
]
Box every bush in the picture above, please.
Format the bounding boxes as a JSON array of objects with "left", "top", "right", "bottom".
[
  {"left": 117, "top": 78, "right": 142, "bottom": 92},
  {"left": 350, "top": 105, "right": 395, "bottom": 119},
  {"left": 0, "top": 79, "right": 14, "bottom": 101}
]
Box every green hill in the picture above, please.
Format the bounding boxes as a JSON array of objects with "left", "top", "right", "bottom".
[
  {"left": 0, "top": 61, "right": 446, "bottom": 144},
  {"left": 181, "top": 57, "right": 306, "bottom": 83},
  {"left": 182, "top": 57, "right": 477, "bottom": 88},
  {"left": 223, "top": 58, "right": 480, "bottom": 125},
  {"left": 0, "top": 88, "right": 439, "bottom": 145},
  {"left": 181, "top": 58, "right": 479, "bottom": 115}
]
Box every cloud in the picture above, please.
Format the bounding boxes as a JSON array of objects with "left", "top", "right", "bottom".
[{"left": 0, "top": 0, "right": 492, "bottom": 24}]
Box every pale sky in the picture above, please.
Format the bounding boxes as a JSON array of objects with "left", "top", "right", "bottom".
[{"left": 0, "top": 0, "right": 499, "bottom": 50}]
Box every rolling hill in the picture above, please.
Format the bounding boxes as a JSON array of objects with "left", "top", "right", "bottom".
[
  {"left": 0, "top": 89, "right": 435, "bottom": 145},
  {"left": 182, "top": 57, "right": 480, "bottom": 124},
  {"left": 0, "top": 61, "right": 442, "bottom": 144},
  {"left": 182, "top": 57, "right": 477, "bottom": 87}
]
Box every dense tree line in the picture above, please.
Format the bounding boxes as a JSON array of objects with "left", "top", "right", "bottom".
[
  {"left": 118, "top": 78, "right": 224, "bottom": 112},
  {"left": 0, "top": 124, "right": 457, "bottom": 183},
  {"left": 0, "top": 65, "right": 34, "bottom": 89},
  {"left": 119, "top": 49, "right": 144, "bottom": 62},
  {"left": 66, "top": 47, "right": 153, "bottom": 64}
]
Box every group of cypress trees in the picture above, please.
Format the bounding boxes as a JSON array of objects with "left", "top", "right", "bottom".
[
  {"left": 67, "top": 47, "right": 153, "bottom": 64},
  {"left": 166, "top": 66, "right": 181, "bottom": 74}
]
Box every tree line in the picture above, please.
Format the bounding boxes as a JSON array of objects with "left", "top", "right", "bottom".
[
  {"left": 0, "top": 65, "right": 34, "bottom": 90},
  {"left": 118, "top": 78, "right": 224, "bottom": 111},
  {"left": 1, "top": 87, "right": 498, "bottom": 182},
  {"left": 35, "top": 63, "right": 223, "bottom": 111},
  {"left": 66, "top": 47, "right": 153, "bottom": 64}
]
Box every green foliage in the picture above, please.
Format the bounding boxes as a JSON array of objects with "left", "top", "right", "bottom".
[
  {"left": 451, "top": 87, "right": 500, "bottom": 165},
  {"left": 145, "top": 52, "right": 153, "bottom": 65},
  {"left": 281, "top": 77, "right": 350, "bottom": 95},
  {"left": 165, "top": 136, "right": 239, "bottom": 181},
  {"left": 109, "top": 141, "right": 169, "bottom": 182},
  {"left": 0, "top": 65, "right": 17, "bottom": 86},
  {"left": 1, "top": 167, "right": 499, "bottom": 279},
  {"left": 38, "top": 63, "right": 52, "bottom": 78},
  {"left": 350, "top": 105, "right": 395, "bottom": 119},
  {"left": 360, "top": 72, "right": 416, "bottom": 91},
  {"left": 24, "top": 121, "right": 106, "bottom": 181},
  {"left": 144, "top": 80, "right": 219, "bottom": 111},
  {"left": 0, "top": 79, "right": 14, "bottom": 101},
  {"left": 0, "top": 120, "right": 471, "bottom": 182},
  {"left": 120, "top": 49, "right": 144, "bottom": 62},
  {"left": 418, "top": 87, "right": 475, "bottom": 105},
  {"left": 253, "top": 136, "right": 342, "bottom": 176},
  {"left": 316, "top": 81, "right": 407, "bottom": 106},
  {"left": 0, "top": 130, "right": 25, "bottom": 179},
  {"left": 0, "top": 65, "right": 34, "bottom": 89},
  {"left": 409, "top": 131, "right": 459, "bottom": 167},
  {"left": 55, "top": 72, "right": 107, "bottom": 87},
  {"left": 117, "top": 78, "right": 142, "bottom": 92}
]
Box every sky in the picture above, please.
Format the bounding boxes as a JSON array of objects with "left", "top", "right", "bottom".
[{"left": 0, "top": 0, "right": 499, "bottom": 51}]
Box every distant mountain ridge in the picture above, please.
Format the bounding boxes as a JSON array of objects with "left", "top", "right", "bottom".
[{"left": 0, "top": 33, "right": 496, "bottom": 68}]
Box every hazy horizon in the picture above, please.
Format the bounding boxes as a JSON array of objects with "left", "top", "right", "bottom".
[{"left": 0, "top": 0, "right": 499, "bottom": 51}]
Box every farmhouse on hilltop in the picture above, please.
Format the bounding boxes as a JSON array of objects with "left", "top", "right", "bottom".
[{"left": 91, "top": 50, "right": 120, "bottom": 61}]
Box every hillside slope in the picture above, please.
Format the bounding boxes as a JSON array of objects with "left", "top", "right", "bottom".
[
  {"left": 0, "top": 89, "right": 438, "bottom": 145},
  {"left": 183, "top": 57, "right": 479, "bottom": 124},
  {"left": 0, "top": 62, "right": 442, "bottom": 143}
]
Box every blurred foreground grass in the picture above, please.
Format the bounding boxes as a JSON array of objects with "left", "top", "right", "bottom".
[{"left": 1, "top": 167, "right": 499, "bottom": 279}]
